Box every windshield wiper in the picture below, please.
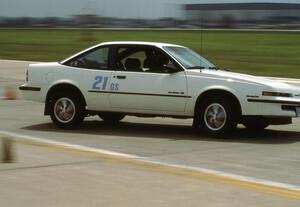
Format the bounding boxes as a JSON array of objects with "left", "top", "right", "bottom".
[
  {"left": 187, "top": 66, "right": 219, "bottom": 70},
  {"left": 187, "top": 66, "right": 205, "bottom": 69}
]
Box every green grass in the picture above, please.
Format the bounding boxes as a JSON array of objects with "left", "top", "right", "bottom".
[{"left": 0, "top": 29, "right": 299, "bottom": 78}]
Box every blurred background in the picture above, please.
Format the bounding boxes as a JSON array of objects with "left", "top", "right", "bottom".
[
  {"left": 1, "top": 0, "right": 300, "bottom": 29},
  {"left": 0, "top": 0, "right": 299, "bottom": 78}
]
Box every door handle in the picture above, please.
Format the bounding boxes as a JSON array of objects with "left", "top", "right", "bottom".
[{"left": 115, "top": 75, "right": 126, "bottom": 79}]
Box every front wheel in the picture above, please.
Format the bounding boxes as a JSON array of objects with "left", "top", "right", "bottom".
[
  {"left": 50, "top": 92, "right": 85, "bottom": 129},
  {"left": 195, "top": 97, "right": 238, "bottom": 136}
]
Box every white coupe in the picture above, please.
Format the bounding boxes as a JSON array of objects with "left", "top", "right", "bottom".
[{"left": 20, "top": 41, "right": 300, "bottom": 135}]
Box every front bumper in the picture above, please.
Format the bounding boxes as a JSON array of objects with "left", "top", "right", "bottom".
[
  {"left": 241, "top": 116, "right": 292, "bottom": 125},
  {"left": 247, "top": 98, "right": 300, "bottom": 105},
  {"left": 243, "top": 97, "right": 300, "bottom": 118}
]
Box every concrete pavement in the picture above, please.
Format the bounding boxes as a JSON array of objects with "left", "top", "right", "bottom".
[
  {"left": 1, "top": 141, "right": 299, "bottom": 207},
  {"left": 0, "top": 59, "right": 39, "bottom": 81}
]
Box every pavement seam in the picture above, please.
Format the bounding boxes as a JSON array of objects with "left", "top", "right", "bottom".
[
  {"left": 0, "top": 160, "right": 103, "bottom": 172},
  {"left": 1, "top": 130, "right": 300, "bottom": 200}
]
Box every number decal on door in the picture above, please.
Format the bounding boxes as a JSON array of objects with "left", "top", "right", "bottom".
[
  {"left": 92, "top": 76, "right": 109, "bottom": 90},
  {"left": 92, "top": 76, "right": 119, "bottom": 91},
  {"left": 102, "top": 76, "right": 109, "bottom": 90},
  {"left": 92, "top": 76, "right": 103, "bottom": 90}
]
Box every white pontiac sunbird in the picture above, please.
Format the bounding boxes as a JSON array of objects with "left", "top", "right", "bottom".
[{"left": 20, "top": 41, "right": 300, "bottom": 135}]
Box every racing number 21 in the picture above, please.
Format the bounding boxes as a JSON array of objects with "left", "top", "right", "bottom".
[
  {"left": 92, "top": 76, "right": 119, "bottom": 91},
  {"left": 92, "top": 76, "right": 109, "bottom": 90}
]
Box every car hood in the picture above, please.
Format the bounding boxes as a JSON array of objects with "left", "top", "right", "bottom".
[{"left": 187, "top": 69, "right": 300, "bottom": 91}]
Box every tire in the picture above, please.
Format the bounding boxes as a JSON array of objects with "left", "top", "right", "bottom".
[
  {"left": 50, "top": 92, "right": 85, "bottom": 129},
  {"left": 243, "top": 122, "right": 269, "bottom": 131},
  {"left": 98, "top": 112, "right": 125, "bottom": 123},
  {"left": 195, "top": 97, "right": 238, "bottom": 136}
]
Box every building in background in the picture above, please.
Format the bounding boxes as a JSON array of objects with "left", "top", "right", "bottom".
[{"left": 185, "top": 3, "right": 300, "bottom": 28}]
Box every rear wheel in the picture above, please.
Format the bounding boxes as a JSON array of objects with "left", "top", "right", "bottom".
[
  {"left": 98, "top": 112, "right": 125, "bottom": 123},
  {"left": 195, "top": 97, "right": 238, "bottom": 136},
  {"left": 50, "top": 92, "right": 85, "bottom": 129}
]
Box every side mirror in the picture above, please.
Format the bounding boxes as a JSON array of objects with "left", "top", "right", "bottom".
[{"left": 163, "top": 64, "right": 180, "bottom": 73}]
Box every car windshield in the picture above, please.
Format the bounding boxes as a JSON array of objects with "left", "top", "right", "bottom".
[{"left": 163, "top": 46, "right": 216, "bottom": 69}]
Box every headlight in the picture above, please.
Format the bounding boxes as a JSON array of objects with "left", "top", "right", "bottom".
[{"left": 262, "top": 91, "right": 292, "bottom": 97}]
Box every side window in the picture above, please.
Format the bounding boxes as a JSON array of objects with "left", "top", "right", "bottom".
[
  {"left": 144, "top": 49, "right": 178, "bottom": 73},
  {"left": 116, "top": 47, "right": 144, "bottom": 72},
  {"left": 115, "top": 46, "right": 179, "bottom": 73},
  {"left": 66, "top": 47, "right": 109, "bottom": 70},
  {"left": 121, "top": 51, "right": 146, "bottom": 71}
]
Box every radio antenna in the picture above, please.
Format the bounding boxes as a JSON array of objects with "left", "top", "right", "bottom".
[
  {"left": 200, "top": 14, "right": 203, "bottom": 67},
  {"left": 200, "top": 16, "right": 203, "bottom": 55}
]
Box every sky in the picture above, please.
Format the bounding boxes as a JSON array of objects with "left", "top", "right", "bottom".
[{"left": 0, "top": 0, "right": 299, "bottom": 18}]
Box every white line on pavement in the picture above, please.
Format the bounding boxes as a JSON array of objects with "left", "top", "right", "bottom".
[
  {"left": 1, "top": 129, "right": 300, "bottom": 193},
  {"left": 0, "top": 130, "right": 138, "bottom": 159}
]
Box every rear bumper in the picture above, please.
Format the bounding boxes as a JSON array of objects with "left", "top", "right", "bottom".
[
  {"left": 19, "top": 86, "right": 41, "bottom": 91},
  {"left": 19, "top": 84, "right": 45, "bottom": 102}
]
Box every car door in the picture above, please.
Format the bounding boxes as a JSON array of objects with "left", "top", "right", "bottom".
[
  {"left": 109, "top": 45, "right": 188, "bottom": 115},
  {"left": 62, "top": 46, "right": 113, "bottom": 111}
]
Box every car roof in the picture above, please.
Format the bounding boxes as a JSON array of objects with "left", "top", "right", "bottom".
[
  {"left": 61, "top": 41, "right": 184, "bottom": 64},
  {"left": 97, "top": 41, "right": 184, "bottom": 48}
]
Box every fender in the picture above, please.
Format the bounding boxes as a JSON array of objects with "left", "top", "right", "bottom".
[
  {"left": 44, "top": 81, "right": 86, "bottom": 115},
  {"left": 186, "top": 84, "right": 241, "bottom": 115}
]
